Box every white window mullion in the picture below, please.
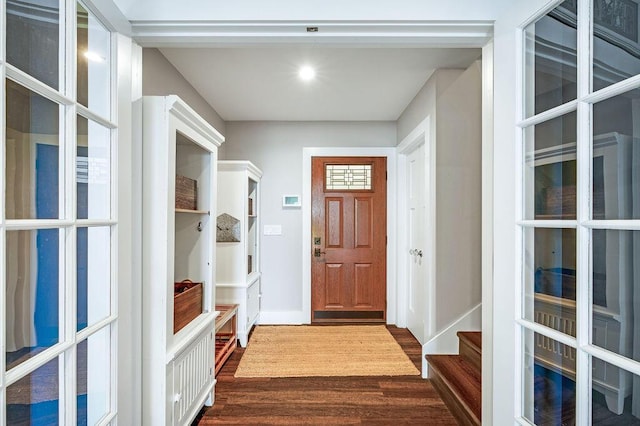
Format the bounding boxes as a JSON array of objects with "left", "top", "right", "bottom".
[
  {"left": 75, "top": 316, "right": 117, "bottom": 342},
  {"left": 0, "top": 230, "right": 5, "bottom": 393},
  {"left": 584, "top": 73, "right": 640, "bottom": 104},
  {"left": 517, "top": 318, "right": 578, "bottom": 348},
  {"left": 65, "top": 2, "right": 79, "bottom": 424},
  {"left": 584, "top": 344, "right": 640, "bottom": 378},
  {"left": 5, "top": 66, "right": 75, "bottom": 107},
  {"left": 0, "top": 0, "right": 5, "bottom": 63},
  {"left": 4, "top": 219, "right": 75, "bottom": 230},
  {"left": 77, "top": 104, "right": 117, "bottom": 130},
  {"left": 514, "top": 24, "right": 526, "bottom": 421},
  {"left": 4, "top": 340, "right": 75, "bottom": 386},
  {"left": 517, "top": 100, "right": 579, "bottom": 129},
  {"left": 64, "top": 225, "right": 78, "bottom": 425},
  {"left": 584, "top": 219, "right": 640, "bottom": 230},
  {"left": 0, "top": 0, "right": 6, "bottom": 405},
  {"left": 574, "top": 0, "right": 592, "bottom": 424},
  {"left": 518, "top": 219, "right": 578, "bottom": 228}
]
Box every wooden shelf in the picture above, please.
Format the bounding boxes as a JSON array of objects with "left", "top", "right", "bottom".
[
  {"left": 215, "top": 304, "right": 238, "bottom": 376},
  {"left": 176, "top": 208, "right": 209, "bottom": 215}
]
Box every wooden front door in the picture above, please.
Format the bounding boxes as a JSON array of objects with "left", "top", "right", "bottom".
[{"left": 311, "top": 156, "right": 387, "bottom": 323}]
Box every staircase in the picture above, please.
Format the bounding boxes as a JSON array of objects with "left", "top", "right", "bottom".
[{"left": 426, "top": 332, "right": 481, "bottom": 425}]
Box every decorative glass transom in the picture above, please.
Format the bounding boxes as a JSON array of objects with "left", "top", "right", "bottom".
[{"left": 325, "top": 164, "right": 372, "bottom": 190}]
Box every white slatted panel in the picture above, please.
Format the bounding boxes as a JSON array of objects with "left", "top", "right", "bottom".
[{"left": 173, "top": 331, "right": 214, "bottom": 425}]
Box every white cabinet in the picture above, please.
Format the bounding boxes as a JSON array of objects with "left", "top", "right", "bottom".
[
  {"left": 141, "top": 96, "right": 224, "bottom": 425},
  {"left": 216, "top": 161, "right": 263, "bottom": 347}
]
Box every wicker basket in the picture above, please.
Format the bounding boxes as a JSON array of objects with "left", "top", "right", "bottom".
[{"left": 175, "top": 175, "right": 197, "bottom": 210}]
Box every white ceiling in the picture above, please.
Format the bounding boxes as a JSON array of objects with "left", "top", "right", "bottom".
[{"left": 159, "top": 47, "right": 481, "bottom": 121}]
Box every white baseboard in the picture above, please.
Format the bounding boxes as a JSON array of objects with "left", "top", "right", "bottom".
[
  {"left": 422, "top": 303, "right": 482, "bottom": 378},
  {"left": 257, "top": 310, "right": 307, "bottom": 325}
]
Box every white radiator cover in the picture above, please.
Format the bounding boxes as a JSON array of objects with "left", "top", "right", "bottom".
[{"left": 172, "top": 329, "right": 215, "bottom": 425}]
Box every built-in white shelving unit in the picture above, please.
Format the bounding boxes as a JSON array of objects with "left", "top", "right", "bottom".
[
  {"left": 141, "top": 95, "right": 224, "bottom": 425},
  {"left": 216, "top": 161, "right": 263, "bottom": 347}
]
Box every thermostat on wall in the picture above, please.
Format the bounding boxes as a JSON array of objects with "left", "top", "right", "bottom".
[{"left": 282, "top": 195, "right": 301, "bottom": 208}]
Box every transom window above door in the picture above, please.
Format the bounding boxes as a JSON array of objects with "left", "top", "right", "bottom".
[{"left": 325, "top": 164, "right": 373, "bottom": 191}]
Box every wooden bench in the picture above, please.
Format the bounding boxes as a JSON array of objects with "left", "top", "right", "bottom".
[{"left": 215, "top": 304, "right": 239, "bottom": 376}]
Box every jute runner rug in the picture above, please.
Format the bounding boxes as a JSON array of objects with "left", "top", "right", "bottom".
[{"left": 234, "top": 325, "right": 420, "bottom": 378}]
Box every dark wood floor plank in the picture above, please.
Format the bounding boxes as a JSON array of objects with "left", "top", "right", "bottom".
[{"left": 196, "top": 326, "right": 456, "bottom": 425}]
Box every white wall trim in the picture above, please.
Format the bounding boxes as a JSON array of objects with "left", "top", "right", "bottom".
[
  {"left": 84, "top": 0, "right": 132, "bottom": 35},
  {"left": 258, "top": 311, "right": 306, "bottom": 325},
  {"left": 129, "top": 20, "right": 493, "bottom": 48},
  {"left": 423, "top": 303, "right": 482, "bottom": 377},
  {"left": 481, "top": 39, "right": 494, "bottom": 426},
  {"left": 117, "top": 34, "right": 140, "bottom": 425},
  {"left": 302, "top": 147, "right": 397, "bottom": 324}
]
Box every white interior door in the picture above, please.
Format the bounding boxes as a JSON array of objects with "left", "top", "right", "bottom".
[{"left": 407, "top": 142, "right": 426, "bottom": 344}]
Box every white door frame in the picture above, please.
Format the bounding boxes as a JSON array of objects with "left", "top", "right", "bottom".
[
  {"left": 129, "top": 18, "right": 496, "bottom": 423},
  {"left": 396, "top": 116, "right": 435, "bottom": 336},
  {"left": 397, "top": 118, "right": 435, "bottom": 379},
  {"left": 302, "top": 147, "right": 397, "bottom": 324}
]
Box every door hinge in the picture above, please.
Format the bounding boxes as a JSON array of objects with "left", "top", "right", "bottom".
[{"left": 385, "top": 171, "right": 388, "bottom": 180}]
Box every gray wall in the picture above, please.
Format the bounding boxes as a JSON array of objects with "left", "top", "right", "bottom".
[
  {"left": 397, "top": 64, "right": 482, "bottom": 333},
  {"left": 397, "top": 69, "right": 462, "bottom": 143},
  {"left": 222, "top": 121, "right": 396, "bottom": 317},
  {"left": 142, "top": 48, "right": 226, "bottom": 135},
  {"left": 434, "top": 62, "right": 482, "bottom": 329}
]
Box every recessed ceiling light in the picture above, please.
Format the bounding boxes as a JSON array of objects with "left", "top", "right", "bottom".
[{"left": 299, "top": 65, "right": 316, "bottom": 82}]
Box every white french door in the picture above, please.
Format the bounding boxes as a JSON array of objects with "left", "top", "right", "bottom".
[
  {"left": 516, "top": 0, "right": 640, "bottom": 424},
  {"left": 1, "top": 0, "right": 118, "bottom": 424}
]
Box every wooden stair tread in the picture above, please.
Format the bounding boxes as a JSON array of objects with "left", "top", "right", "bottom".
[
  {"left": 426, "top": 355, "right": 481, "bottom": 425},
  {"left": 457, "top": 331, "right": 481, "bottom": 353}
]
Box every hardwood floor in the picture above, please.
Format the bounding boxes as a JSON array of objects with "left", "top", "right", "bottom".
[{"left": 195, "top": 326, "right": 457, "bottom": 425}]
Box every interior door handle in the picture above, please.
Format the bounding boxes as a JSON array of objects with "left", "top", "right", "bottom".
[
  {"left": 314, "top": 248, "right": 326, "bottom": 257},
  {"left": 409, "top": 249, "right": 423, "bottom": 258}
]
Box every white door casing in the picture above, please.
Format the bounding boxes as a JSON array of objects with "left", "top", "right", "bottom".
[
  {"left": 397, "top": 116, "right": 435, "bottom": 379},
  {"left": 302, "top": 147, "right": 397, "bottom": 325},
  {"left": 407, "top": 142, "right": 427, "bottom": 345}
]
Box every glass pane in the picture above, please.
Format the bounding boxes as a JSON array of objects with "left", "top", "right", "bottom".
[
  {"left": 592, "top": 358, "right": 640, "bottom": 424},
  {"left": 77, "top": 328, "right": 111, "bottom": 425},
  {"left": 592, "top": 89, "right": 640, "bottom": 220},
  {"left": 524, "top": 228, "right": 577, "bottom": 335},
  {"left": 593, "top": 0, "right": 640, "bottom": 91},
  {"left": 6, "top": 79, "right": 61, "bottom": 220},
  {"left": 523, "top": 329, "right": 576, "bottom": 425},
  {"left": 325, "top": 164, "right": 372, "bottom": 190},
  {"left": 6, "top": 230, "right": 60, "bottom": 370},
  {"left": 6, "top": 0, "right": 60, "bottom": 89},
  {"left": 592, "top": 230, "right": 640, "bottom": 363},
  {"left": 524, "top": 0, "right": 578, "bottom": 117},
  {"left": 6, "top": 357, "right": 60, "bottom": 425},
  {"left": 77, "top": 3, "right": 111, "bottom": 118},
  {"left": 77, "top": 227, "right": 111, "bottom": 331},
  {"left": 524, "top": 112, "right": 577, "bottom": 220},
  {"left": 77, "top": 116, "right": 111, "bottom": 220}
]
